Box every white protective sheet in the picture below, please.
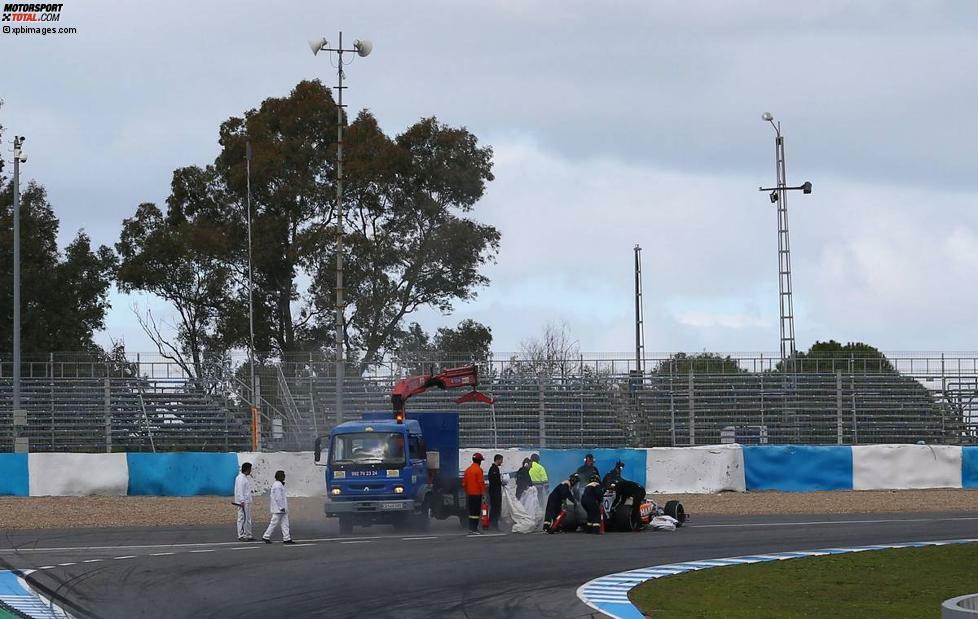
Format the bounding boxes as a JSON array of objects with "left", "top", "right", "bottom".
[{"left": 502, "top": 484, "right": 543, "bottom": 533}]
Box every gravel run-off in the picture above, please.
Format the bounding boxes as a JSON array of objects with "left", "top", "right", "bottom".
[{"left": 1, "top": 489, "right": 977, "bottom": 530}]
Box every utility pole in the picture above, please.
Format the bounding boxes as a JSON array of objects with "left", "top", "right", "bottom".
[
  {"left": 12, "top": 135, "right": 27, "bottom": 452},
  {"left": 245, "top": 140, "right": 259, "bottom": 451},
  {"left": 309, "top": 33, "right": 372, "bottom": 425}
]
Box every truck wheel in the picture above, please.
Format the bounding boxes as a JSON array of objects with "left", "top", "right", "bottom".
[
  {"left": 664, "top": 500, "right": 685, "bottom": 527},
  {"left": 338, "top": 516, "right": 354, "bottom": 535}
]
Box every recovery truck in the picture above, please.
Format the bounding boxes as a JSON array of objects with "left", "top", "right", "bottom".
[{"left": 314, "top": 366, "right": 494, "bottom": 534}]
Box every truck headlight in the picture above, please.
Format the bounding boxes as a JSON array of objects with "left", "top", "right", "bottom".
[
  {"left": 394, "top": 486, "right": 404, "bottom": 494},
  {"left": 331, "top": 487, "right": 342, "bottom": 496}
]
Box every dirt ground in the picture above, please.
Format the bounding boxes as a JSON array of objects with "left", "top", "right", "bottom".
[{"left": 1, "top": 489, "right": 977, "bottom": 530}]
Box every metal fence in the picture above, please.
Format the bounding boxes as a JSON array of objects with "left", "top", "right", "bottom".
[{"left": 1, "top": 352, "right": 976, "bottom": 452}]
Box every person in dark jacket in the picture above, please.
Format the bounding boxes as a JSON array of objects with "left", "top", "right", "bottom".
[
  {"left": 580, "top": 475, "right": 605, "bottom": 534},
  {"left": 609, "top": 477, "right": 647, "bottom": 529},
  {"left": 515, "top": 458, "right": 532, "bottom": 500},
  {"left": 575, "top": 454, "right": 600, "bottom": 481},
  {"left": 488, "top": 454, "right": 503, "bottom": 531},
  {"left": 543, "top": 474, "right": 579, "bottom": 533},
  {"left": 602, "top": 460, "right": 624, "bottom": 488}
]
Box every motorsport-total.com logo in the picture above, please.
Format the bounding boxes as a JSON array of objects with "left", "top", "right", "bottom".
[{"left": 2, "top": 3, "right": 64, "bottom": 21}]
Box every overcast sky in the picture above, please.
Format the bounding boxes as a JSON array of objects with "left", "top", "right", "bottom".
[{"left": 5, "top": 0, "right": 978, "bottom": 355}]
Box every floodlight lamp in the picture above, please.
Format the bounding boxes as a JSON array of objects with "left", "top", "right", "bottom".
[
  {"left": 354, "top": 39, "right": 372, "bottom": 57},
  {"left": 769, "top": 191, "right": 778, "bottom": 204},
  {"left": 761, "top": 112, "right": 774, "bottom": 122},
  {"left": 801, "top": 181, "right": 812, "bottom": 194},
  {"left": 308, "top": 37, "right": 328, "bottom": 56}
]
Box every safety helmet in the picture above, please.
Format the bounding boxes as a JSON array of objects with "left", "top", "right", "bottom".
[
  {"left": 568, "top": 473, "right": 580, "bottom": 485},
  {"left": 590, "top": 474, "right": 601, "bottom": 483},
  {"left": 615, "top": 460, "right": 624, "bottom": 470},
  {"left": 472, "top": 452, "right": 484, "bottom": 462}
]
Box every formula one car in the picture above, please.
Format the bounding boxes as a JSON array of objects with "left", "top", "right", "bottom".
[
  {"left": 603, "top": 491, "right": 687, "bottom": 532},
  {"left": 551, "top": 491, "right": 686, "bottom": 533}
]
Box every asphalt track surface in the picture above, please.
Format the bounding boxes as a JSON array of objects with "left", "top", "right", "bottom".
[{"left": 1, "top": 512, "right": 977, "bottom": 618}]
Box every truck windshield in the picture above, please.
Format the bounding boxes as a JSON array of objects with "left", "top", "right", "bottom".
[{"left": 331, "top": 432, "right": 406, "bottom": 465}]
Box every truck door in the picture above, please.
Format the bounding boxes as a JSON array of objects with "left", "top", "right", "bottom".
[{"left": 408, "top": 434, "right": 428, "bottom": 499}]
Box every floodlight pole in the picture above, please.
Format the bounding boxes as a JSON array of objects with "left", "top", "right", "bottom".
[
  {"left": 759, "top": 116, "right": 812, "bottom": 370},
  {"left": 633, "top": 244, "right": 645, "bottom": 374},
  {"left": 12, "top": 136, "right": 26, "bottom": 452},
  {"left": 311, "top": 31, "right": 370, "bottom": 425}
]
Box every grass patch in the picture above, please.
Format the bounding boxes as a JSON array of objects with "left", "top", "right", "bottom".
[{"left": 630, "top": 543, "right": 978, "bottom": 618}]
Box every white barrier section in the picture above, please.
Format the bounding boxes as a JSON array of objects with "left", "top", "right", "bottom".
[
  {"left": 29, "top": 453, "right": 129, "bottom": 496},
  {"left": 853, "top": 445, "right": 962, "bottom": 490},
  {"left": 646, "top": 445, "right": 746, "bottom": 494},
  {"left": 237, "top": 452, "right": 325, "bottom": 497},
  {"left": 459, "top": 448, "right": 536, "bottom": 476}
]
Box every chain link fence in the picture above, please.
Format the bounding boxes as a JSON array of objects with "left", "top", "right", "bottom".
[{"left": 1, "top": 352, "right": 976, "bottom": 452}]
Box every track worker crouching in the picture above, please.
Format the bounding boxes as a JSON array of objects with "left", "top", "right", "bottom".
[
  {"left": 463, "top": 453, "right": 487, "bottom": 534},
  {"left": 262, "top": 470, "right": 295, "bottom": 544},
  {"left": 233, "top": 462, "right": 255, "bottom": 541},
  {"left": 543, "top": 474, "right": 579, "bottom": 533},
  {"left": 580, "top": 475, "right": 604, "bottom": 534},
  {"left": 609, "top": 476, "right": 647, "bottom": 530}
]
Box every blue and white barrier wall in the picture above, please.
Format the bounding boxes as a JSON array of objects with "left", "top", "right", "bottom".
[{"left": 1, "top": 445, "right": 976, "bottom": 497}]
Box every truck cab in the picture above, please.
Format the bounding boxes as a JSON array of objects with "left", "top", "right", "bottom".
[{"left": 319, "top": 411, "right": 465, "bottom": 533}]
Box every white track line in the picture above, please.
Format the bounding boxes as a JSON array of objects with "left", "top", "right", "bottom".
[
  {"left": 230, "top": 547, "right": 260, "bottom": 551},
  {"left": 695, "top": 516, "right": 978, "bottom": 529},
  {"left": 401, "top": 537, "right": 438, "bottom": 541},
  {"left": 112, "top": 556, "right": 136, "bottom": 560},
  {"left": 0, "top": 533, "right": 447, "bottom": 554}
]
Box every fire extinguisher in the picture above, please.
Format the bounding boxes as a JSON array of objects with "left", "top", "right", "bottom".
[{"left": 480, "top": 500, "right": 490, "bottom": 530}]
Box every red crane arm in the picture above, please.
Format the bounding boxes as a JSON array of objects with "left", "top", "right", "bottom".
[{"left": 390, "top": 365, "right": 494, "bottom": 421}]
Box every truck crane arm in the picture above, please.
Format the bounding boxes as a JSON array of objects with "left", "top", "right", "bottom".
[{"left": 391, "top": 365, "right": 494, "bottom": 422}]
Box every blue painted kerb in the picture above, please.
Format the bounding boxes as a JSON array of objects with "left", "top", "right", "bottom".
[
  {"left": 744, "top": 445, "right": 853, "bottom": 492},
  {"left": 127, "top": 452, "right": 239, "bottom": 496}
]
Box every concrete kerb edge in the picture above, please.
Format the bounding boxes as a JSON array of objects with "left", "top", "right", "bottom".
[{"left": 575, "top": 538, "right": 978, "bottom": 619}]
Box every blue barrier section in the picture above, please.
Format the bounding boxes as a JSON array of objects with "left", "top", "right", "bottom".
[
  {"left": 963, "top": 447, "right": 978, "bottom": 489},
  {"left": 127, "top": 453, "right": 239, "bottom": 496},
  {"left": 0, "top": 453, "right": 28, "bottom": 496},
  {"left": 539, "top": 449, "right": 647, "bottom": 487},
  {"left": 743, "top": 445, "right": 852, "bottom": 492}
]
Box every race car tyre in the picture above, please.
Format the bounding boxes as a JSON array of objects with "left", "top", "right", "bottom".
[
  {"left": 664, "top": 500, "right": 685, "bottom": 527},
  {"left": 607, "top": 506, "right": 635, "bottom": 532}
]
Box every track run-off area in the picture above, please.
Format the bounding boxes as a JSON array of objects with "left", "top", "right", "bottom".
[{"left": 2, "top": 512, "right": 978, "bottom": 618}]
